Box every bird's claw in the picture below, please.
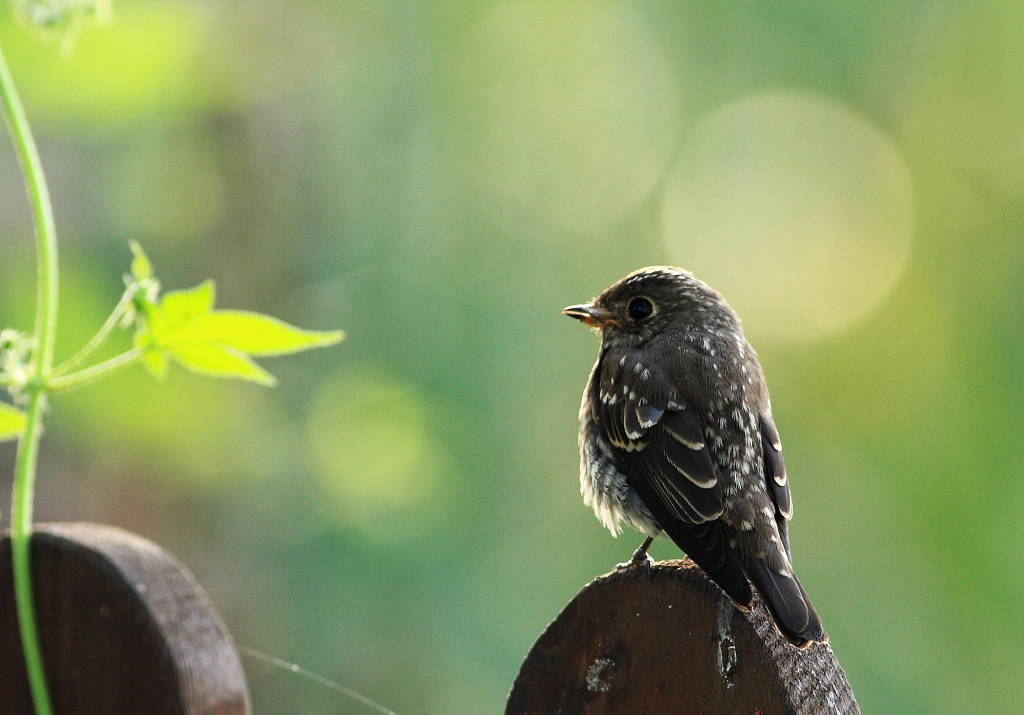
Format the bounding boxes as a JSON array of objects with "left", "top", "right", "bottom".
[
  {"left": 615, "top": 548, "right": 654, "bottom": 578},
  {"left": 614, "top": 553, "right": 653, "bottom": 569}
]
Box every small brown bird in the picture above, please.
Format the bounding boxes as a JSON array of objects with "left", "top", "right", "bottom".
[{"left": 564, "top": 266, "right": 826, "bottom": 647}]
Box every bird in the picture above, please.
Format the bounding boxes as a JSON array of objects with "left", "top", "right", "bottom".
[{"left": 563, "top": 266, "right": 827, "bottom": 648}]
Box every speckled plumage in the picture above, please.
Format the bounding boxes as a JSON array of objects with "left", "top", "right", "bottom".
[{"left": 565, "top": 266, "right": 826, "bottom": 647}]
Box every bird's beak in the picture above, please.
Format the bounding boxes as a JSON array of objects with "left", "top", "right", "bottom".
[{"left": 563, "top": 302, "right": 613, "bottom": 328}]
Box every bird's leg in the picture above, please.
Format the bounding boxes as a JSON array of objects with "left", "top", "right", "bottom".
[{"left": 615, "top": 535, "right": 655, "bottom": 572}]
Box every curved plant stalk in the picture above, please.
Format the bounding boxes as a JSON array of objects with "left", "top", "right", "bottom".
[
  {"left": 0, "top": 38, "right": 58, "bottom": 715},
  {"left": 47, "top": 349, "right": 142, "bottom": 393},
  {"left": 50, "top": 289, "right": 133, "bottom": 377}
]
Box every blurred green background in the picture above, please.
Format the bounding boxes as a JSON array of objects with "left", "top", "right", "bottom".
[{"left": 1, "top": 0, "right": 1022, "bottom": 712}]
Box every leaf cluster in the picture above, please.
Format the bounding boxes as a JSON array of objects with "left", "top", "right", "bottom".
[
  {"left": 128, "top": 243, "right": 342, "bottom": 386},
  {"left": 0, "top": 242, "right": 343, "bottom": 441}
]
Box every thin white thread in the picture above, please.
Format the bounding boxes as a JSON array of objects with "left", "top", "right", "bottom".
[{"left": 238, "top": 645, "right": 397, "bottom": 715}]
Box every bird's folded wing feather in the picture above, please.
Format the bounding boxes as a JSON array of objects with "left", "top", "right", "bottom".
[
  {"left": 596, "top": 348, "right": 723, "bottom": 524},
  {"left": 759, "top": 412, "right": 792, "bottom": 558}
]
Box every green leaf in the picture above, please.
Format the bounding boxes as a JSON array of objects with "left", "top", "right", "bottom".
[
  {"left": 166, "top": 343, "right": 277, "bottom": 386},
  {"left": 163, "top": 311, "right": 344, "bottom": 356},
  {"left": 129, "top": 240, "right": 152, "bottom": 281},
  {"left": 0, "top": 402, "right": 26, "bottom": 442},
  {"left": 130, "top": 274, "right": 340, "bottom": 387},
  {"left": 159, "top": 280, "right": 215, "bottom": 333},
  {"left": 141, "top": 348, "right": 169, "bottom": 380}
]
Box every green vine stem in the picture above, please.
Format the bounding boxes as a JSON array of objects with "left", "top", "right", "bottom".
[
  {"left": 0, "top": 37, "right": 59, "bottom": 715},
  {"left": 47, "top": 348, "right": 142, "bottom": 393},
  {"left": 50, "top": 288, "right": 132, "bottom": 377}
]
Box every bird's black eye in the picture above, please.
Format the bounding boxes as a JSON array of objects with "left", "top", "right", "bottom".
[{"left": 627, "top": 296, "right": 654, "bottom": 322}]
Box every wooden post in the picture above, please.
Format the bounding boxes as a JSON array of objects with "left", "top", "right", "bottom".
[
  {"left": 506, "top": 559, "right": 858, "bottom": 715},
  {"left": 0, "top": 522, "right": 250, "bottom": 714}
]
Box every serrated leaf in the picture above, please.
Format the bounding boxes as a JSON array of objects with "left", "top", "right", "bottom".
[
  {"left": 159, "top": 280, "right": 215, "bottom": 334},
  {"left": 164, "top": 311, "right": 344, "bottom": 356},
  {"left": 142, "top": 348, "right": 169, "bottom": 380},
  {"left": 167, "top": 343, "right": 277, "bottom": 386},
  {"left": 129, "top": 241, "right": 152, "bottom": 281},
  {"left": 0, "top": 402, "right": 26, "bottom": 442}
]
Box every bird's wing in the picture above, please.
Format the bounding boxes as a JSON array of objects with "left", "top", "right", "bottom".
[
  {"left": 595, "top": 348, "right": 723, "bottom": 524},
  {"left": 594, "top": 347, "right": 751, "bottom": 608},
  {"left": 759, "top": 412, "right": 792, "bottom": 559}
]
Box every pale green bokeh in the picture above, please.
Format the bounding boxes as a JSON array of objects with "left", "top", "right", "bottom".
[
  {"left": 0, "top": 1, "right": 214, "bottom": 127},
  {"left": 306, "top": 371, "right": 450, "bottom": 539},
  {"left": 898, "top": 1, "right": 1024, "bottom": 172},
  {"left": 445, "top": 0, "right": 681, "bottom": 233},
  {"left": 663, "top": 92, "right": 914, "bottom": 343}
]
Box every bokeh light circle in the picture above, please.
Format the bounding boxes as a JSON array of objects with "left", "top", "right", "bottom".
[
  {"left": 663, "top": 92, "right": 914, "bottom": 343},
  {"left": 306, "top": 371, "right": 447, "bottom": 534},
  {"left": 446, "top": 0, "right": 681, "bottom": 233}
]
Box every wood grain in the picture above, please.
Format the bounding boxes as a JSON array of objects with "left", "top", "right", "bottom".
[
  {"left": 506, "top": 559, "right": 857, "bottom": 715},
  {"left": 0, "top": 522, "right": 250, "bottom": 714}
]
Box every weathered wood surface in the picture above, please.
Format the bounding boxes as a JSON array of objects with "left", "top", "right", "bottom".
[
  {"left": 0, "top": 522, "right": 250, "bottom": 714},
  {"left": 507, "top": 558, "right": 858, "bottom": 715}
]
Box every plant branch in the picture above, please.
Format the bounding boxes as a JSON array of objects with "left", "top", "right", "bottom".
[
  {"left": 0, "top": 51, "right": 58, "bottom": 374},
  {"left": 10, "top": 388, "right": 51, "bottom": 715},
  {"left": 51, "top": 288, "right": 133, "bottom": 377},
  {"left": 0, "top": 37, "right": 58, "bottom": 715},
  {"left": 46, "top": 349, "right": 142, "bottom": 393}
]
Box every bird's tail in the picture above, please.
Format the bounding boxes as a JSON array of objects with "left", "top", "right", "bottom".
[{"left": 746, "top": 557, "right": 827, "bottom": 648}]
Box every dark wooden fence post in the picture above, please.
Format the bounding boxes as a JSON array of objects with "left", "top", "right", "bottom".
[
  {"left": 507, "top": 558, "right": 858, "bottom": 715},
  {"left": 0, "top": 522, "right": 250, "bottom": 714}
]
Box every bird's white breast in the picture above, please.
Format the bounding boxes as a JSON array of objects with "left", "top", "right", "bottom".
[{"left": 578, "top": 390, "right": 660, "bottom": 538}]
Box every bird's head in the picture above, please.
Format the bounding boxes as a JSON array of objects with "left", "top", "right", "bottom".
[{"left": 563, "top": 266, "right": 736, "bottom": 348}]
